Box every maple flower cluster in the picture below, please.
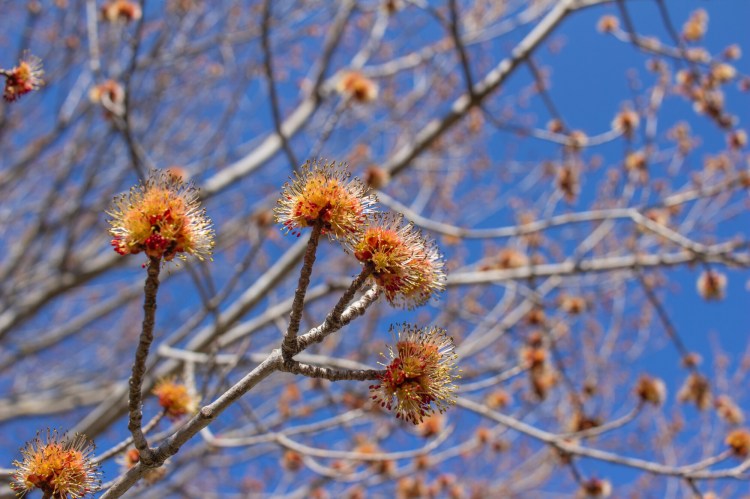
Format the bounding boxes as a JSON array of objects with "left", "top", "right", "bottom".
[
  {"left": 108, "top": 170, "right": 214, "bottom": 262},
  {"left": 11, "top": 430, "right": 101, "bottom": 498},
  {"left": 353, "top": 213, "right": 445, "bottom": 309},
  {"left": 2, "top": 54, "right": 44, "bottom": 102},
  {"left": 370, "top": 324, "right": 459, "bottom": 424},
  {"left": 275, "top": 160, "right": 445, "bottom": 309},
  {"left": 275, "top": 161, "right": 456, "bottom": 423},
  {"left": 153, "top": 378, "right": 199, "bottom": 420},
  {"left": 275, "top": 159, "right": 376, "bottom": 241},
  {"left": 335, "top": 70, "right": 379, "bottom": 103},
  {"left": 101, "top": 0, "right": 142, "bottom": 23}
]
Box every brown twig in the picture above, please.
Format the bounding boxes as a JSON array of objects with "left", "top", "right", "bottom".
[
  {"left": 127, "top": 256, "right": 161, "bottom": 464},
  {"left": 261, "top": 0, "right": 299, "bottom": 172},
  {"left": 279, "top": 361, "right": 382, "bottom": 382},
  {"left": 95, "top": 410, "right": 166, "bottom": 464},
  {"left": 282, "top": 221, "right": 324, "bottom": 360},
  {"left": 289, "top": 262, "right": 374, "bottom": 356},
  {"left": 296, "top": 285, "right": 381, "bottom": 352}
]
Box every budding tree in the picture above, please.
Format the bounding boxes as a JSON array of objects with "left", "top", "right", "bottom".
[{"left": 0, "top": 0, "right": 749, "bottom": 498}]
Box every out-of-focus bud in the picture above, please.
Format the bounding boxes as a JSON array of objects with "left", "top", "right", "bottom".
[{"left": 636, "top": 375, "right": 667, "bottom": 406}]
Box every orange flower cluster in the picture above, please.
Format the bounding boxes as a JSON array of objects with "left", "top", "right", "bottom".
[
  {"left": 696, "top": 270, "right": 727, "bottom": 301},
  {"left": 101, "top": 0, "right": 142, "bottom": 23},
  {"left": 275, "top": 160, "right": 376, "bottom": 241},
  {"left": 611, "top": 108, "right": 640, "bottom": 139},
  {"left": 11, "top": 430, "right": 101, "bottom": 498},
  {"left": 336, "top": 70, "right": 379, "bottom": 103},
  {"left": 153, "top": 378, "right": 199, "bottom": 419},
  {"left": 726, "top": 429, "right": 750, "bottom": 457},
  {"left": 89, "top": 79, "right": 125, "bottom": 117},
  {"left": 370, "top": 324, "right": 459, "bottom": 424},
  {"left": 108, "top": 170, "right": 214, "bottom": 262},
  {"left": 275, "top": 160, "right": 445, "bottom": 309},
  {"left": 578, "top": 477, "right": 612, "bottom": 498},
  {"left": 635, "top": 374, "right": 666, "bottom": 406},
  {"left": 522, "top": 333, "right": 559, "bottom": 400},
  {"left": 682, "top": 9, "right": 708, "bottom": 42},
  {"left": 677, "top": 372, "right": 712, "bottom": 410},
  {"left": 353, "top": 213, "right": 445, "bottom": 309},
  {"left": 2, "top": 54, "right": 43, "bottom": 102}
]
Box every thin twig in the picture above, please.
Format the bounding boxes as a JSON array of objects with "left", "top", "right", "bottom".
[
  {"left": 127, "top": 257, "right": 161, "bottom": 464},
  {"left": 296, "top": 285, "right": 381, "bottom": 351},
  {"left": 95, "top": 410, "right": 166, "bottom": 464},
  {"left": 279, "top": 361, "right": 382, "bottom": 382},
  {"left": 282, "top": 221, "right": 324, "bottom": 360},
  {"left": 290, "top": 263, "right": 374, "bottom": 356},
  {"left": 634, "top": 268, "right": 695, "bottom": 369},
  {"left": 261, "top": 0, "right": 299, "bottom": 171},
  {"left": 448, "top": 0, "right": 475, "bottom": 100},
  {"left": 101, "top": 352, "right": 282, "bottom": 498}
]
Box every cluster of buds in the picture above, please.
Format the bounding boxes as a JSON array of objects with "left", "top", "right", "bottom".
[
  {"left": 559, "top": 294, "right": 587, "bottom": 315},
  {"left": 565, "top": 130, "right": 588, "bottom": 153},
  {"left": 485, "top": 389, "right": 511, "bottom": 410},
  {"left": 715, "top": 395, "right": 745, "bottom": 425},
  {"left": 520, "top": 332, "right": 547, "bottom": 369},
  {"left": 696, "top": 270, "right": 727, "bottom": 301},
  {"left": 383, "top": 0, "right": 404, "bottom": 15},
  {"left": 521, "top": 332, "right": 559, "bottom": 400},
  {"left": 429, "top": 474, "right": 466, "bottom": 498},
  {"left": 578, "top": 477, "right": 612, "bottom": 498},
  {"left": 274, "top": 161, "right": 445, "bottom": 308},
  {"left": 517, "top": 212, "right": 544, "bottom": 248},
  {"left": 677, "top": 372, "right": 712, "bottom": 410},
  {"left": 416, "top": 412, "right": 445, "bottom": 438},
  {"left": 273, "top": 161, "right": 456, "bottom": 422},
  {"left": 611, "top": 108, "right": 640, "bottom": 139},
  {"left": 624, "top": 150, "right": 649, "bottom": 183},
  {"left": 710, "top": 63, "right": 737, "bottom": 86},
  {"left": 728, "top": 129, "right": 747, "bottom": 150},
  {"left": 275, "top": 159, "right": 376, "bottom": 241},
  {"left": 2, "top": 54, "right": 44, "bottom": 102},
  {"left": 668, "top": 122, "right": 695, "bottom": 156},
  {"left": 726, "top": 429, "right": 750, "bottom": 458},
  {"left": 11, "top": 430, "right": 101, "bottom": 498},
  {"left": 635, "top": 374, "right": 667, "bottom": 406},
  {"left": 682, "top": 9, "right": 708, "bottom": 42},
  {"left": 352, "top": 436, "right": 395, "bottom": 475},
  {"left": 556, "top": 162, "right": 580, "bottom": 203},
  {"left": 396, "top": 476, "right": 429, "bottom": 498},
  {"left": 596, "top": 15, "right": 619, "bottom": 34},
  {"left": 89, "top": 79, "right": 125, "bottom": 117},
  {"left": 547, "top": 118, "right": 565, "bottom": 134},
  {"left": 152, "top": 377, "right": 199, "bottom": 419},
  {"left": 101, "top": 0, "right": 142, "bottom": 23},
  {"left": 108, "top": 170, "right": 214, "bottom": 262},
  {"left": 336, "top": 70, "right": 379, "bottom": 104},
  {"left": 644, "top": 208, "right": 671, "bottom": 228},
  {"left": 675, "top": 65, "right": 736, "bottom": 129},
  {"left": 353, "top": 213, "right": 445, "bottom": 309},
  {"left": 364, "top": 165, "right": 391, "bottom": 189},
  {"left": 479, "top": 247, "right": 528, "bottom": 272},
  {"left": 640, "top": 208, "right": 674, "bottom": 244},
  {"left": 526, "top": 307, "right": 546, "bottom": 326},
  {"left": 569, "top": 412, "right": 602, "bottom": 433},
  {"left": 370, "top": 324, "right": 459, "bottom": 424},
  {"left": 281, "top": 450, "right": 304, "bottom": 472}
]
